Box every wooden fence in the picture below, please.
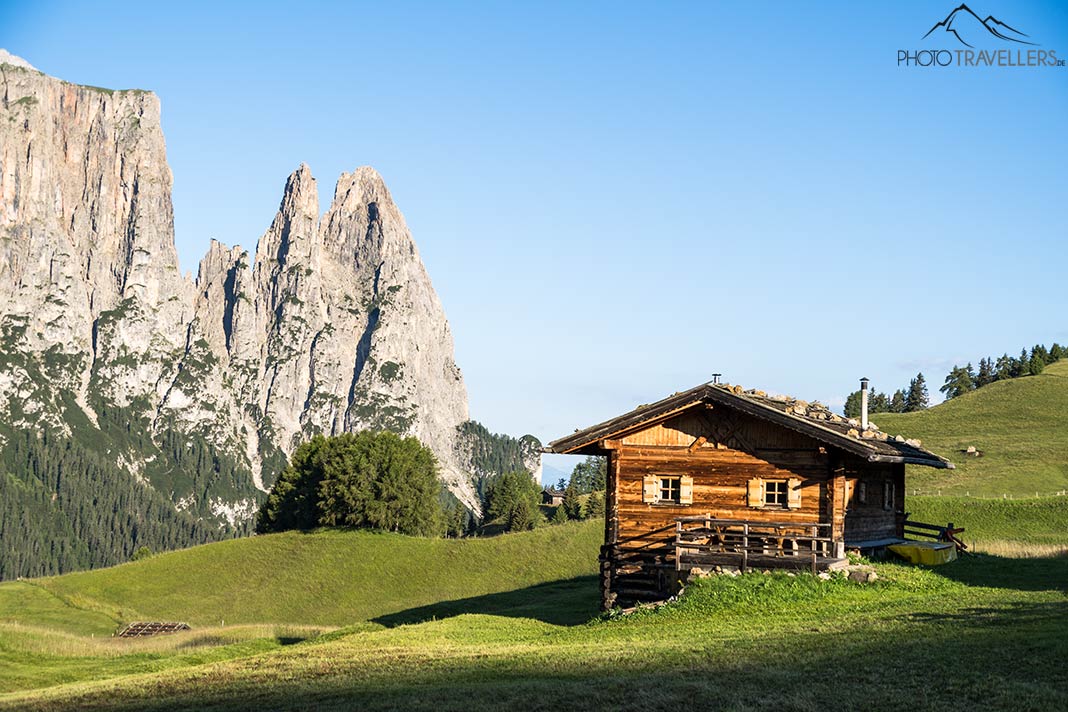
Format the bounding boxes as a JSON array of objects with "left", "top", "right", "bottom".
[{"left": 674, "top": 516, "right": 841, "bottom": 575}]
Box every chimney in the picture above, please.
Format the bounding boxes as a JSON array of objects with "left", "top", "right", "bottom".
[
  {"left": 712, "top": 373, "right": 722, "bottom": 385},
  {"left": 860, "top": 377, "right": 869, "bottom": 430}
]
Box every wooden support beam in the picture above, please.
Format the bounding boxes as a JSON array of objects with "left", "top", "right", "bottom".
[{"left": 687, "top": 436, "right": 707, "bottom": 453}]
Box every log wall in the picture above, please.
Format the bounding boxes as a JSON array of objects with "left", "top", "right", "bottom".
[
  {"left": 612, "top": 408, "right": 832, "bottom": 550},
  {"left": 597, "top": 405, "right": 910, "bottom": 608}
]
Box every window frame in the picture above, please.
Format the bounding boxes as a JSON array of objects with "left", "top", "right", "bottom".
[
  {"left": 658, "top": 476, "right": 681, "bottom": 504},
  {"left": 883, "top": 480, "right": 895, "bottom": 511},
  {"left": 763, "top": 479, "right": 789, "bottom": 509}
]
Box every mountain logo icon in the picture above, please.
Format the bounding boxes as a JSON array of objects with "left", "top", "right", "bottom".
[{"left": 923, "top": 4, "right": 1037, "bottom": 48}]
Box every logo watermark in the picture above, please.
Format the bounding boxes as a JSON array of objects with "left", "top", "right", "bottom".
[{"left": 898, "top": 4, "right": 1064, "bottom": 68}]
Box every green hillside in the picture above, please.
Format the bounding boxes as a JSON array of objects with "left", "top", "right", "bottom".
[
  {"left": 10, "top": 520, "right": 602, "bottom": 631},
  {"left": 3, "top": 555, "right": 1066, "bottom": 711},
  {"left": 874, "top": 359, "right": 1068, "bottom": 496}
]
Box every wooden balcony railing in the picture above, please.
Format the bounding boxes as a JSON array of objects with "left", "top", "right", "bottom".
[{"left": 674, "top": 516, "right": 839, "bottom": 575}]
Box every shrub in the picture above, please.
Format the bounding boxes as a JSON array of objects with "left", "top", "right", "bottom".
[{"left": 256, "top": 432, "right": 444, "bottom": 537}]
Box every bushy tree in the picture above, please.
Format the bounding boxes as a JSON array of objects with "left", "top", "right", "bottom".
[
  {"left": 569, "top": 456, "right": 606, "bottom": 493},
  {"left": 484, "top": 470, "right": 542, "bottom": 532},
  {"left": 550, "top": 505, "right": 569, "bottom": 524},
  {"left": 256, "top": 432, "right": 444, "bottom": 537},
  {"left": 843, "top": 389, "right": 862, "bottom": 418},
  {"left": 940, "top": 365, "right": 975, "bottom": 399},
  {"left": 890, "top": 389, "right": 906, "bottom": 413},
  {"left": 1050, "top": 343, "right": 1065, "bottom": 361},
  {"left": 131, "top": 546, "right": 154, "bottom": 562},
  {"left": 905, "top": 372, "right": 929, "bottom": 412}
]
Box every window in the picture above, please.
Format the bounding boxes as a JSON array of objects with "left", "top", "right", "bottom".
[
  {"left": 659, "top": 477, "right": 680, "bottom": 504},
  {"left": 748, "top": 478, "right": 801, "bottom": 509},
  {"left": 764, "top": 479, "right": 788, "bottom": 508},
  {"left": 883, "top": 480, "right": 895, "bottom": 511},
  {"left": 857, "top": 481, "right": 868, "bottom": 505},
  {"left": 642, "top": 475, "right": 693, "bottom": 505}
]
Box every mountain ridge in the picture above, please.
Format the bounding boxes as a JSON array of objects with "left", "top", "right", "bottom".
[{"left": 0, "top": 51, "right": 538, "bottom": 578}]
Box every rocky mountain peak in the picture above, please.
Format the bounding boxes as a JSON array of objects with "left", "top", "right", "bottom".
[
  {"left": 0, "top": 49, "right": 37, "bottom": 72},
  {"left": 0, "top": 55, "right": 534, "bottom": 547}
]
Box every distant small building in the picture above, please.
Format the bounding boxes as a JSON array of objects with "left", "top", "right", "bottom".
[
  {"left": 547, "top": 380, "right": 953, "bottom": 610},
  {"left": 541, "top": 487, "right": 565, "bottom": 506}
]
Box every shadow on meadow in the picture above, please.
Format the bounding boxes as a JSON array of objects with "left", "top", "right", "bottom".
[
  {"left": 19, "top": 589, "right": 1068, "bottom": 712},
  {"left": 931, "top": 552, "right": 1068, "bottom": 593},
  {"left": 372, "top": 575, "right": 601, "bottom": 628}
]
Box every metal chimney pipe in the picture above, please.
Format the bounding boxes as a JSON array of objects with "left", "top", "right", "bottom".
[
  {"left": 712, "top": 373, "right": 722, "bottom": 385},
  {"left": 860, "top": 377, "right": 869, "bottom": 430}
]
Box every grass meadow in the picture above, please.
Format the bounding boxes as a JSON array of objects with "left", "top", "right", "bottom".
[
  {"left": 1, "top": 552, "right": 1065, "bottom": 711},
  {"left": 875, "top": 360, "right": 1068, "bottom": 497},
  {"left": 2, "top": 364, "right": 1068, "bottom": 710},
  {"left": 0, "top": 510, "right": 1065, "bottom": 711}
]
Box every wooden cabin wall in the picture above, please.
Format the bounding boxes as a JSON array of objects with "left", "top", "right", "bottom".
[
  {"left": 611, "top": 408, "right": 833, "bottom": 553},
  {"left": 841, "top": 457, "right": 906, "bottom": 543}
]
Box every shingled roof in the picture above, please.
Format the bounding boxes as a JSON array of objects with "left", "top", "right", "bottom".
[{"left": 547, "top": 382, "right": 954, "bottom": 469}]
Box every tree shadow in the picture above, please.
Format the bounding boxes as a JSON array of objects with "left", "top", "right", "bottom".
[
  {"left": 372, "top": 575, "right": 601, "bottom": 628},
  {"left": 931, "top": 552, "right": 1068, "bottom": 593},
  {"left": 900, "top": 601, "right": 1068, "bottom": 627}
]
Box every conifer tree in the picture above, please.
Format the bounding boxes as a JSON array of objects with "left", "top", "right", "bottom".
[
  {"left": 445, "top": 504, "right": 468, "bottom": 538},
  {"left": 869, "top": 391, "right": 890, "bottom": 414},
  {"left": 890, "top": 390, "right": 906, "bottom": 413},
  {"left": 905, "top": 373, "right": 929, "bottom": 412},
  {"left": 584, "top": 490, "right": 605, "bottom": 519},
  {"left": 1013, "top": 348, "right": 1030, "bottom": 377},
  {"left": 995, "top": 353, "right": 1013, "bottom": 380},
  {"left": 976, "top": 357, "right": 995, "bottom": 387},
  {"left": 1029, "top": 351, "right": 1045, "bottom": 376},
  {"left": 569, "top": 456, "right": 607, "bottom": 493},
  {"left": 482, "top": 470, "right": 543, "bottom": 532},
  {"left": 550, "top": 505, "right": 569, "bottom": 524},
  {"left": 561, "top": 485, "right": 583, "bottom": 520}
]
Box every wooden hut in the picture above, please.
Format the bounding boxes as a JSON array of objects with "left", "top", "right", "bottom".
[
  {"left": 547, "top": 380, "right": 953, "bottom": 609},
  {"left": 541, "top": 487, "right": 565, "bottom": 506}
]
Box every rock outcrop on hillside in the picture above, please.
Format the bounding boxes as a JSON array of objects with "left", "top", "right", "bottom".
[{"left": 0, "top": 50, "right": 532, "bottom": 537}]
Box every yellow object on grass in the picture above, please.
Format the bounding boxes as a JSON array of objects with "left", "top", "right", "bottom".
[{"left": 888, "top": 541, "right": 958, "bottom": 565}]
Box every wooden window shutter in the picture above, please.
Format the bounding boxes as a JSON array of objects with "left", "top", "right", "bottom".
[
  {"left": 787, "top": 478, "right": 802, "bottom": 509},
  {"left": 679, "top": 476, "right": 693, "bottom": 505},
  {"left": 642, "top": 475, "right": 658, "bottom": 503},
  {"left": 747, "top": 478, "right": 763, "bottom": 507}
]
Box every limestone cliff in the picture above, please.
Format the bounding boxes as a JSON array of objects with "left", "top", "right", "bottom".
[{"left": 0, "top": 50, "right": 533, "bottom": 529}]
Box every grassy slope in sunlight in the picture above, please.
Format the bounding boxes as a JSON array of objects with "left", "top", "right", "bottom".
[{"left": 876, "top": 360, "right": 1068, "bottom": 496}]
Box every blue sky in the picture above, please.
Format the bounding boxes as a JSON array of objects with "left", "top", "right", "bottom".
[{"left": 3, "top": 1, "right": 1067, "bottom": 481}]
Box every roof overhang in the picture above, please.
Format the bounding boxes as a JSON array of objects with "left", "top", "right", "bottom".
[{"left": 547, "top": 383, "right": 954, "bottom": 469}]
